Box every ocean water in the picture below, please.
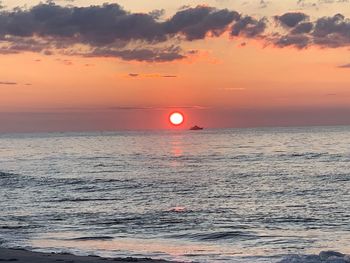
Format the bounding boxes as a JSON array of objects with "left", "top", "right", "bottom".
[{"left": 0, "top": 127, "right": 350, "bottom": 262}]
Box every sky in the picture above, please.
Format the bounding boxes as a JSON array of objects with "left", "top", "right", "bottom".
[{"left": 1, "top": 0, "right": 350, "bottom": 132}]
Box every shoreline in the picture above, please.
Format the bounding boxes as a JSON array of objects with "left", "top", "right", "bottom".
[{"left": 0, "top": 248, "right": 181, "bottom": 263}]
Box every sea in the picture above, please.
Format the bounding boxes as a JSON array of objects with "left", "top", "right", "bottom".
[{"left": 0, "top": 126, "right": 349, "bottom": 263}]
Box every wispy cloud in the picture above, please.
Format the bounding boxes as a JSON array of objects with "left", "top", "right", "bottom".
[
  {"left": 219, "top": 87, "right": 246, "bottom": 91},
  {"left": 55, "top": 59, "right": 73, "bottom": 66},
  {"left": 0, "top": 81, "right": 17, "bottom": 85},
  {"left": 107, "top": 105, "right": 208, "bottom": 111},
  {"left": 127, "top": 73, "right": 177, "bottom": 78},
  {"left": 338, "top": 63, "right": 350, "bottom": 68}
]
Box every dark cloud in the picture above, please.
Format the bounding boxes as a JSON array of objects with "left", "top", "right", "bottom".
[
  {"left": 129, "top": 73, "right": 139, "bottom": 77},
  {"left": 164, "top": 6, "right": 240, "bottom": 40},
  {"left": 148, "top": 9, "right": 165, "bottom": 20},
  {"left": 0, "top": 3, "right": 242, "bottom": 61},
  {"left": 275, "top": 12, "right": 309, "bottom": 28},
  {"left": 1, "top": 3, "right": 350, "bottom": 61},
  {"left": 178, "top": 5, "right": 192, "bottom": 11},
  {"left": 271, "top": 12, "right": 350, "bottom": 49},
  {"left": 291, "top": 22, "right": 314, "bottom": 34},
  {"left": 231, "top": 16, "right": 267, "bottom": 37},
  {"left": 273, "top": 34, "right": 310, "bottom": 48},
  {"left": 0, "top": 36, "right": 50, "bottom": 54},
  {"left": 312, "top": 14, "right": 350, "bottom": 47},
  {"left": 86, "top": 46, "right": 186, "bottom": 62},
  {"left": 0, "top": 4, "right": 233, "bottom": 43}
]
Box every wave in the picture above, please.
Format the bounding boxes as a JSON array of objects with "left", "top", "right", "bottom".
[
  {"left": 169, "top": 230, "right": 257, "bottom": 241},
  {"left": 0, "top": 171, "right": 15, "bottom": 177},
  {"left": 263, "top": 216, "right": 321, "bottom": 224},
  {"left": 51, "top": 197, "right": 122, "bottom": 203},
  {"left": 0, "top": 225, "right": 28, "bottom": 230},
  {"left": 278, "top": 251, "right": 350, "bottom": 263},
  {"left": 67, "top": 236, "right": 114, "bottom": 241}
]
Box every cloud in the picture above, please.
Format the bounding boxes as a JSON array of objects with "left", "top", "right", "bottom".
[
  {"left": 148, "top": 9, "right": 165, "bottom": 20},
  {"left": 0, "top": 3, "right": 241, "bottom": 62},
  {"left": 318, "top": 0, "right": 349, "bottom": 4},
  {"left": 275, "top": 12, "right": 309, "bottom": 28},
  {"left": 164, "top": 6, "right": 240, "bottom": 40},
  {"left": 271, "top": 12, "right": 350, "bottom": 49},
  {"left": 291, "top": 22, "right": 314, "bottom": 34},
  {"left": 127, "top": 73, "right": 178, "bottom": 78},
  {"left": 0, "top": 36, "right": 51, "bottom": 54},
  {"left": 85, "top": 46, "right": 186, "bottom": 62},
  {"left": 0, "top": 81, "right": 17, "bottom": 85},
  {"left": 162, "top": 75, "right": 177, "bottom": 78},
  {"left": 1, "top": 2, "right": 350, "bottom": 61},
  {"left": 338, "top": 63, "right": 350, "bottom": 68},
  {"left": 219, "top": 87, "right": 246, "bottom": 91},
  {"left": 107, "top": 105, "right": 207, "bottom": 110},
  {"left": 259, "top": 0, "right": 270, "bottom": 9},
  {"left": 312, "top": 13, "right": 350, "bottom": 47},
  {"left": 273, "top": 34, "right": 310, "bottom": 48},
  {"left": 231, "top": 16, "right": 267, "bottom": 37},
  {"left": 297, "top": 0, "right": 348, "bottom": 9},
  {"left": 0, "top": 81, "right": 32, "bottom": 86}
]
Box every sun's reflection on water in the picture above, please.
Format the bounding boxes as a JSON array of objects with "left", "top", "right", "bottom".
[{"left": 169, "top": 133, "right": 185, "bottom": 167}]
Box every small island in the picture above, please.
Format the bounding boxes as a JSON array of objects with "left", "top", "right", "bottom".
[{"left": 190, "top": 125, "right": 203, "bottom": 130}]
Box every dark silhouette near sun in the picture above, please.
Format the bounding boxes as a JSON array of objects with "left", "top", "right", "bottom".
[{"left": 190, "top": 125, "right": 203, "bottom": 130}]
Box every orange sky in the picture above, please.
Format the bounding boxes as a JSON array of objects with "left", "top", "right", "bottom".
[{"left": 1, "top": 0, "right": 350, "bottom": 132}]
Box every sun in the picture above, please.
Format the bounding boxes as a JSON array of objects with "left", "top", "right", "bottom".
[{"left": 169, "top": 112, "right": 184, "bottom": 126}]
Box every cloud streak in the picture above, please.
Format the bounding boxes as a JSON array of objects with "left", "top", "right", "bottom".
[
  {"left": 127, "top": 73, "right": 178, "bottom": 78},
  {"left": 0, "top": 81, "right": 17, "bottom": 85},
  {"left": 107, "top": 105, "right": 208, "bottom": 110},
  {"left": 338, "top": 63, "right": 350, "bottom": 68}
]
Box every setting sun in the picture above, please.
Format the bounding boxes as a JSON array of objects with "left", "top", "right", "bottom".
[{"left": 169, "top": 112, "right": 184, "bottom": 126}]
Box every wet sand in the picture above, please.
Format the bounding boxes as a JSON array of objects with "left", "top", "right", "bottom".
[{"left": 0, "top": 248, "right": 180, "bottom": 263}]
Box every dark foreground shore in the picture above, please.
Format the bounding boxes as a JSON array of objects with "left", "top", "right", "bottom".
[{"left": 0, "top": 248, "right": 180, "bottom": 263}]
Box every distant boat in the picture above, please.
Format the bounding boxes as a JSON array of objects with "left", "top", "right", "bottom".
[{"left": 190, "top": 125, "right": 203, "bottom": 130}]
